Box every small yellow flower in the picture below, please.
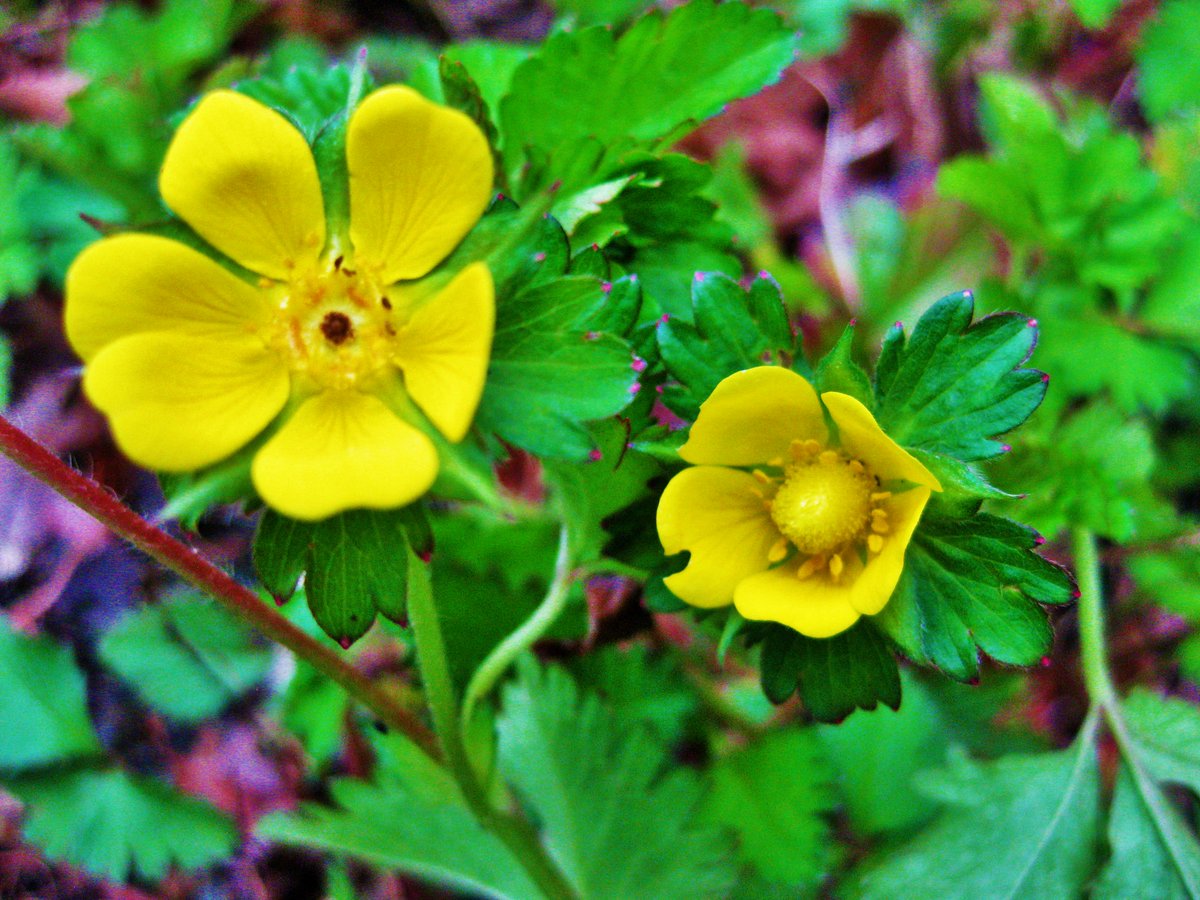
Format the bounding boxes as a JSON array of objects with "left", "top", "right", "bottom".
[
  {"left": 64, "top": 88, "right": 495, "bottom": 520},
  {"left": 656, "top": 367, "right": 942, "bottom": 638}
]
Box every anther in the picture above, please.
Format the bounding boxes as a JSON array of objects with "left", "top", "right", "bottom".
[
  {"left": 871, "top": 509, "right": 888, "bottom": 522},
  {"left": 871, "top": 519, "right": 889, "bottom": 534},
  {"left": 380, "top": 296, "right": 392, "bottom": 310},
  {"left": 796, "top": 554, "right": 825, "bottom": 580},
  {"left": 819, "top": 450, "right": 839, "bottom": 466},
  {"left": 789, "top": 440, "right": 807, "bottom": 461},
  {"left": 753, "top": 470, "right": 772, "bottom": 485},
  {"left": 867, "top": 534, "right": 884, "bottom": 553},
  {"left": 871, "top": 492, "right": 891, "bottom": 502},
  {"left": 768, "top": 538, "right": 789, "bottom": 563},
  {"left": 849, "top": 459, "right": 865, "bottom": 474},
  {"left": 803, "top": 440, "right": 821, "bottom": 455},
  {"left": 829, "top": 553, "right": 844, "bottom": 581},
  {"left": 768, "top": 456, "right": 784, "bottom": 468}
]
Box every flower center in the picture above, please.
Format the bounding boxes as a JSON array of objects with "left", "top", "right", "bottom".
[
  {"left": 263, "top": 257, "right": 398, "bottom": 390},
  {"left": 770, "top": 450, "right": 874, "bottom": 555}
]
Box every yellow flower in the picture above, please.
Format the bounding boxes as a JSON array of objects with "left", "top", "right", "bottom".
[
  {"left": 64, "top": 88, "right": 495, "bottom": 521},
  {"left": 656, "top": 367, "right": 943, "bottom": 638}
]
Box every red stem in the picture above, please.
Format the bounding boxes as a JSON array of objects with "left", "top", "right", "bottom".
[{"left": 0, "top": 414, "right": 440, "bottom": 760}]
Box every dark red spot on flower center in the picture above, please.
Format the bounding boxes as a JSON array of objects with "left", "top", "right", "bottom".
[{"left": 320, "top": 311, "right": 354, "bottom": 345}]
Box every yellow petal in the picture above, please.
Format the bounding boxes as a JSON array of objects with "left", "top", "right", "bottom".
[
  {"left": 849, "top": 485, "right": 932, "bottom": 615},
  {"left": 65, "top": 234, "right": 269, "bottom": 362},
  {"left": 734, "top": 564, "right": 862, "bottom": 638},
  {"left": 251, "top": 390, "right": 438, "bottom": 521},
  {"left": 679, "top": 367, "right": 828, "bottom": 467},
  {"left": 84, "top": 333, "right": 288, "bottom": 472},
  {"left": 347, "top": 86, "right": 493, "bottom": 283},
  {"left": 391, "top": 262, "right": 494, "bottom": 442},
  {"left": 160, "top": 91, "right": 324, "bottom": 279},
  {"left": 821, "top": 392, "right": 943, "bottom": 490},
  {"left": 657, "top": 466, "right": 779, "bottom": 609}
]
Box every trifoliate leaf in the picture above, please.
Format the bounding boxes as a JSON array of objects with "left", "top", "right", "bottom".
[
  {"left": 98, "top": 595, "right": 273, "bottom": 723},
  {"left": 260, "top": 732, "right": 539, "bottom": 898},
  {"left": 0, "top": 623, "right": 100, "bottom": 771},
  {"left": 816, "top": 672, "right": 950, "bottom": 836},
  {"left": 877, "top": 512, "right": 1075, "bottom": 681},
  {"left": 254, "top": 507, "right": 427, "bottom": 646},
  {"left": 759, "top": 620, "right": 901, "bottom": 721},
  {"left": 704, "top": 728, "right": 837, "bottom": 886},
  {"left": 1122, "top": 689, "right": 1200, "bottom": 796},
  {"left": 496, "top": 656, "right": 735, "bottom": 898},
  {"left": 844, "top": 743, "right": 1102, "bottom": 899},
  {"left": 658, "top": 271, "right": 796, "bottom": 418},
  {"left": 1094, "top": 764, "right": 1200, "bottom": 900},
  {"left": 874, "top": 292, "right": 1045, "bottom": 461},
  {"left": 1137, "top": 0, "right": 1200, "bottom": 123},
  {"left": 8, "top": 768, "right": 237, "bottom": 881},
  {"left": 501, "top": 0, "right": 795, "bottom": 195}
]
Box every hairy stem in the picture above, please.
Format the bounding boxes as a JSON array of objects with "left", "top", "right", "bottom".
[
  {"left": 0, "top": 415, "right": 440, "bottom": 760},
  {"left": 406, "top": 549, "right": 579, "bottom": 900},
  {"left": 1072, "top": 528, "right": 1118, "bottom": 710}
]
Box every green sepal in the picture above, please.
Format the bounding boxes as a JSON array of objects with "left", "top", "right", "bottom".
[
  {"left": 311, "top": 110, "right": 349, "bottom": 245},
  {"left": 236, "top": 62, "right": 362, "bottom": 142},
  {"left": 438, "top": 55, "right": 503, "bottom": 182},
  {"left": 876, "top": 512, "right": 1076, "bottom": 681},
  {"left": 814, "top": 321, "right": 872, "bottom": 407},
  {"left": 658, "top": 270, "right": 796, "bottom": 418},
  {"left": 759, "top": 620, "right": 901, "bottom": 722},
  {"left": 874, "top": 291, "right": 1046, "bottom": 461},
  {"left": 253, "top": 506, "right": 428, "bottom": 645}
]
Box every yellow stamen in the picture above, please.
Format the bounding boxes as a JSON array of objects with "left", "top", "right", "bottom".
[
  {"left": 849, "top": 459, "right": 865, "bottom": 474},
  {"left": 829, "top": 553, "right": 844, "bottom": 581},
  {"left": 871, "top": 519, "right": 889, "bottom": 534},
  {"left": 868, "top": 534, "right": 884, "bottom": 553},
  {"left": 753, "top": 469, "right": 772, "bottom": 484},
  {"left": 796, "top": 554, "right": 826, "bottom": 580},
  {"left": 768, "top": 538, "right": 790, "bottom": 563},
  {"left": 819, "top": 450, "right": 840, "bottom": 466},
  {"left": 871, "top": 491, "right": 892, "bottom": 502}
]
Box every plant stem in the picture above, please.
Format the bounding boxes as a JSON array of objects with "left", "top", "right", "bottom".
[
  {"left": 405, "top": 549, "right": 579, "bottom": 900},
  {"left": 1072, "top": 527, "right": 1118, "bottom": 710},
  {"left": 0, "top": 415, "right": 440, "bottom": 760},
  {"left": 461, "top": 525, "right": 574, "bottom": 738}
]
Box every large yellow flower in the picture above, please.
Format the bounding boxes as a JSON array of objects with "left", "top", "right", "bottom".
[
  {"left": 64, "top": 88, "right": 495, "bottom": 521},
  {"left": 656, "top": 367, "right": 943, "bottom": 638}
]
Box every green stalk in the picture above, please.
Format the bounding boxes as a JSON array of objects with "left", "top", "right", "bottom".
[
  {"left": 461, "top": 525, "right": 574, "bottom": 739},
  {"left": 405, "top": 549, "right": 579, "bottom": 900},
  {"left": 1072, "top": 528, "right": 1118, "bottom": 710}
]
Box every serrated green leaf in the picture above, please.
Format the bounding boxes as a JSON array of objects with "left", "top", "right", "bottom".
[
  {"left": 0, "top": 624, "right": 100, "bottom": 771},
  {"left": 572, "top": 644, "right": 698, "bottom": 747},
  {"left": 1143, "top": 222, "right": 1200, "bottom": 345},
  {"left": 237, "top": 63, "right": 356, "bottom": 141},
  {"left": 759, "top": 620, "right": 901, "bottom": 721},
  {"left": 258, "top": 733, "right": 538, "bottom": 898},
  {"left": 1130, "top": 547, "right": 1200, "bottom": 620},
  {"left": 496, "top": 656, "right": 735, "bottom": 898},
  {"left": 254, "top": 508, "right": 417, "bottom": 645},
  {"left": 501, "top": 0, "right": 795, "bottom": 195},
  {"left": 815, "top": 322, "right": 872, "bottom": 406},
  {"left": 1137, "top": 0, "right": 1200, "bottom": 123},
  {"left": 876, "top": 512, "right": 1074, "bottom": 680},
  {"left": 704, "top": 728, "right": 837, "bottom": 886},
  {"left": 1123, "top": 689, "right": 1200, "bottom": 796},
  {"left": 659, "top": 272, "right": 795, "bottom": 417},
  {"left": 8, "top": 768, "right": 237, "bottom": 881},
  {"left": 478, "top": 275, "right": 637, "bottom": 458},
  {"left": 98, "top": 595, "right": 272, "bottom": 723},
  {"left": 276, "top": 660, "right": 351, "bottom": 764},
  {"left": 874, "top": 292, "right": 1045, "bottom": 461},
  {"left": 909, "top": 448, "right": 1018, "bottom": 505},
  {"left": 844, "top": 742, "right": 1102, "bottom": 899}
]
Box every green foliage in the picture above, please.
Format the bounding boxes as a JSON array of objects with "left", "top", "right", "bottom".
[
  {"left": 15, "top": 0, "right": 248, "bottom": 218},
  {"left": 259, "top": 733, "right": 540, "bottom": 897},
  {"left": 276, "top": 660, "right": 351, "bottom": 764},
  {"left": 814, "top": 322, "right": 873, "bottom": 407},
  {"left": 255, "top": 506, "right": 427, "bottom": 645},
  {"left": 704, "top": 728, "right": 837, "bottom": 886},
  {"left": 500, "top": 0, "right": 796, "bottom": 195},
  {"left": 874, "top": 291, "right": 1044, "bottom": 461},
  {"left": 844, "top": 741, "right": 1102, "bottom": 898},
  {"left": 571, "top": 644, "right": 699, "bottom": 747},
  {"left": 759, "top": 620, "right": 901, "bottom": 721},
  {"left": 1137, "top": 0, "right": 1200, "bottom": 123},
  {"left": 7, "top": 769, "right": 238, "bottom": 882},
  {"left": 98, "top": 594, "right": 272, "bottom": 722},
  {"left": 496, "top": 656, "right": 736, "bottom": 898},
  {"left": 992, "top": 402, "right": 1168, "bottom": 542},
  {"left": 658, "top": 271, "right": 796, "bottom": 418},
  {"left": 0, "top": 623, "right": 101, "bottom": 770},
  {"left": 879, "top": 512, "right": 1075, "bottom": 681},
  {"left": 816, "top": 672, "right": 950, "bottom": 835},
  {"left": 1070, "top": 0, "right": 1122, "bottom": 29}
]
